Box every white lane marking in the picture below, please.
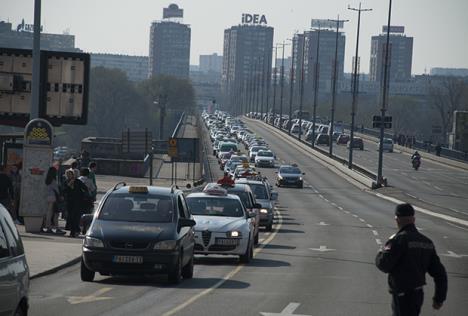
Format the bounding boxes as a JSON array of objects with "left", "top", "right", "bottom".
[
  {"left": 407, "top": 194, "right": 417, "bottom": 199},
  {"left": 323, "top": 199, "right": 329, "bottom": 203},
  {"left": 434, "top": 186, "right": 443, "bottom": 191},
  {"left": 310, "top": 245, "right": 335, "bottom": 252},
  {"left": 446, "top": 222, "right": 468, "bottom": 232},
  {"left": 352, "top": 214, "right": 358, "bottom": 218},
  {"left": 318, "top": 221, "right": 330, "bottom": 226},
  {"left": 318, "top": 194, "right": 324, "bottom": 199},
  {"left": 366, "top": 224, "right": 373, "bottom": 228},
  {"left": 330, "top": 202, "right": 337, "bottom": 207},
  {"left": 359, "top": 218, "right": 366, "bottom": 223},
  {"left": 372, "top": 230, "right": 379, "bottom": 236},
  {"left": 344, "top": 210, "right": 350, "bottom": 214},
  {"left": 441, "top": 251, "right": 468, "bottom": 259},
  {"left": 67, "top": 287, "right": 113, "bottom": 305},
  {"left": 375, "top": 239, "right": 382, "bottom": 245},
  {"left": 162, "top": 210, "right": 283, "bottom": 316},
  {"left": 337, "top": 206, "right": 344, "bottom": 210},
  {"left": 261, "top": 302, "right": 311, "bottom": 316},
  {"left": 375, "top": 193, "right": 468, "bottom": 227}
]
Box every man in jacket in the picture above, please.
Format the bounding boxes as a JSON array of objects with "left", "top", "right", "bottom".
[{"left": 376, "top": 203, "right": 447, "bottom": 315}]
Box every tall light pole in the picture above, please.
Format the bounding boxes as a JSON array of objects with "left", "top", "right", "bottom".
[
  {"left": 260, "top": 54, "right": 266, "bottom": 118},
  {"left": 272, "top": 45, "right": 279, "bottom": 124},
  {"left": 288, "top": 34, "right": 297, "bottom": 135},
  {"left": 328, "top": 16, "right": 349, "bottom": 157},
  {"left": 279, "top": 41, "right": 290, "bottom": 129},
  {"left": 377, "top": 0, "right": 393, "bottom": 186},
  {"left": 31, "top": 0, "right": 42, "bottom": 119},
  {"left": 311, "top": 26, "right": 322, "bottom": 148},
  {"left": 348, "top": 3, "right": 372, "bottom": 168},
  {"left": 255, "top": 57, "right": 261, "bottom": 116},
  {"left": 298, "top": 34, "right": 307, "bottom": 141}
]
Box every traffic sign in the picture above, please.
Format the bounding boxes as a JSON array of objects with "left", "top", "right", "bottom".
[{"left": 373, "top": 115, "right": 392, "bottom": 129}]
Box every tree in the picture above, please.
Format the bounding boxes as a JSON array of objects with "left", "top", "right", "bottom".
[{"left": 429, "top": 76, "right": 468, "bottom": 142}]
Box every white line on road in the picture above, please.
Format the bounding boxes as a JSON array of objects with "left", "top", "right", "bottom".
[
  {"left": 372, "top": 230, "right": 379, "bottom": 236},
  {"left": 337, "top": 206, "right": 344, "bottom": 210},
  {"left": 344, "top": 210, "right": 350, "bottom": 214},
  {"left": 375, "top": 193, "right": 468, "bottom": 227},
  {"left": 359, "top": 218, "right": 366, "bottom": 222},
  {"left": 366, "top": 224, "right": 373, "bottom": 228},
  {"left": 318, "top": 194, "right": 324, "bottom": 199},
  {"left": 352, "top": 214, "right": 358, "bottom": 218},
  {"left": 261, "top": 302, "right": 311, "bottom": 316},
  {"left": 331, "top": 202, "right": 337, "bottom": 207},
  {"left": 434, "top": 186, "right": 443, "bottom": 191},
  {"left": 375, "top": 239, "right": 382, "bottom": 245}
]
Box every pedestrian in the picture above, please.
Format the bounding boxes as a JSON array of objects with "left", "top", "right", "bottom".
[
  {"left": 376, "top": 203, "right": 447, "bottom": 316},
  {"left": 435, "top": 144, "right": 442, "bottom": 157},
  {"left": 88, "top": 162, "right": 97, "bottom": 200},
  {"left": 63, "top": 169, "right": 89, "bottom": 237},
  {"left": 44, "top": 167, "right": 66, "bottom": 234},
  {"left": 78, "top": 167, "right": 96, "bottom": 213},
  {"left": 67, "top": 161, "right": 80, "bottom": 179},
  {"left": 0, "top": 166, "right": 14, "bottom": 219},
  {"left": 9, "top": 163, "right": 22, "bottom": 224}
]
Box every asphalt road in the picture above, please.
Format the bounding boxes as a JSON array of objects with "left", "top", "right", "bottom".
[{"left": 28, "top": 120, "right": 468, "bottom": 316}]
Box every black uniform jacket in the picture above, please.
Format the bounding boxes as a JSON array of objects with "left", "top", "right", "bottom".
[{"left": 375, "top": 223, "right": 447, "bottom": 303}]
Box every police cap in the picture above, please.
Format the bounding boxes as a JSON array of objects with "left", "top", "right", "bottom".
[{"left": 395, "top": 203, "right": 415, "bottom": 217}]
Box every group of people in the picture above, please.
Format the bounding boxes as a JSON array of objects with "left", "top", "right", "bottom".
[
  {"left": 44, "top": 161, "right": 98, "bottom": 237},
  {"left": 0, "top": 163, "right": 22, "bottom": 224}
]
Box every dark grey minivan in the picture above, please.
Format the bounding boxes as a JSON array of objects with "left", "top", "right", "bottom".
[{"left": 0, "top": 206, "right": 29, "bottom": 316}]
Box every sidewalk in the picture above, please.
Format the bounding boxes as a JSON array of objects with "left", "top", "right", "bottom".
[{"left": 19, "top": 116, "right": 203, "bottom": 279}]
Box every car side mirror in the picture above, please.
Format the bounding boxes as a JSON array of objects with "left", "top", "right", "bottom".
[
  {"left": 253, "top": 203, "right": 262, "bottom": 209},
  {"left": 179, "top": 218, "right": 196, "bottom": 228},
  {"left": 271, "top": 191, "right": 279, "bottom": 201}
]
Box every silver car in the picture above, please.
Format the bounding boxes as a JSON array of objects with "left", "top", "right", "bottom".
[{"left": 0, "top": 206, "right": 29, "bottom": 316}]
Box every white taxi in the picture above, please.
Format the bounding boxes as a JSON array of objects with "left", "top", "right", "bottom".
[{"left": 186, "top": 184, "right": 255, "bottom": 263}]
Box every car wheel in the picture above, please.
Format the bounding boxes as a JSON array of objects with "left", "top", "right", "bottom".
[
  {"left": 239, "top": 242, "right": 253, "bottom": 263},
  {"left": 266, "top": 223, "right": 273, "bottom": 232},
  {"left": 80, "top": 258, "right": 95, "bottom": 282},
  {"left": 254, "top": 232, "right": 259, "bottom": 245},
  {"left": 181, "top": 254, "right": 194, "bottom": 279},
  {"left": 168, "top": 254, "right": 183, "bottom": 284}
]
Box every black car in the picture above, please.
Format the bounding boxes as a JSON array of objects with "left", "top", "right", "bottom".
[
  {"left": 81, "top": 184, "right": 196, "bottom": 284},
  {"left": 276, "top": 165, "right": 305, "bottom": 188}
]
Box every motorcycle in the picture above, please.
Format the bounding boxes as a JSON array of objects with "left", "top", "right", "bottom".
[{"left": 412, "top": 157, "right": 421, "bottom": 170}]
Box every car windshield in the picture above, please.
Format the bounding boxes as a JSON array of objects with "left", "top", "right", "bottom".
[
  {"left": 257, "top": 151, "right": 273, "bottom": 157},
  {"left": 252, "top": 146, "right": 267, "bottom": 152},
  {"left": 226, "top": 190, "right": 253, "bottom": 208},
  {"left": 220, "top": 143, "right": 237, "bottom": 151},
  {"left": 99, "top": 194, "right": 173, "bottom": 223},
  {"left": 247, "top": 183, "right": 269, "bottom": 200},
  {"left": 280, "top": 167, "right": 301, "bottom": 174},
  {"left": 186, "top": 197, "right": 245, "bottom": 217}
]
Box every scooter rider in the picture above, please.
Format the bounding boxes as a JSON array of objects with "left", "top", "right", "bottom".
[{"left": 217, "top": 171, "right": 235, "bottom": 186}]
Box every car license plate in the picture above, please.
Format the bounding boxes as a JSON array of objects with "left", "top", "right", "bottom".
[
  {"left": 216, "top": 238, "right": 239, "bottom": 246},
  {"left": 112, "top": 255, "right": 143, "bottom": 264}
]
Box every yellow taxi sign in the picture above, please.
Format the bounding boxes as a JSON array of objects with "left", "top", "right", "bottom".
[
  {"left": 128, "top": 186, "right": 149, "bottom": 193},
  {"left": 242, "top": 162, "right": 250, "bottom": 168}
]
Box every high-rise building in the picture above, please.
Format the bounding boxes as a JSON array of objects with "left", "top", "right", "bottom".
[
  {"left": 369, "top": 26, "right": 413, "bottom": 83},
  {"left": 430, "top": 68, "right": 468, "bottom": 77},
  {"left": 221, "top": 23, "right": 274, "bottom": 114},
  {"left": 199, "top": 53, "right": 223, "bottom": 73},
  {"left": 149, "top": 4, "right": 191, "bottom": 78},
  {"left": 0, "top": 20, "right": 78, "bottom": 52},
  {"left": 292, "top": 27, "right": 346, "bottom": 95},
  {"left": 90, "top": 53, "right": 149, "bottom": 82}
]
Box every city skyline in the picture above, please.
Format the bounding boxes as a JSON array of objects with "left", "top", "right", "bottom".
[{"left": 3, "top": 0, "right": 468, "bottom": 75}]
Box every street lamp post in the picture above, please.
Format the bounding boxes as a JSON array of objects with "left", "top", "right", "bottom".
[
  {"left": 377, "top": 0, "right": 393, "bottom": 186},
  {"left": 311, "top": 26, "right": 322, "bottom": 148},
  {"left": 328, "top": 16, "right": 349, "bottom": 157},
  {"left": 272, "top": 46, "right": 279, "bottom": 124},
  {"left": 348, "top": 3, "right": 372, "bottom": 169},
  {"left": 279, "top": 41, "right": 289, "bottom": 129},
  {"left": 287, "top": 34, "right": 297, "bottom": 135},
  {"left": 298, "top": 34, "right": 307, "bottom": 141}
]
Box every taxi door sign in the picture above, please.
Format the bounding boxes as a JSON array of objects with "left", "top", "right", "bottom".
[{"left": 168, "top": 138, "right": 177, "bottom": 157}]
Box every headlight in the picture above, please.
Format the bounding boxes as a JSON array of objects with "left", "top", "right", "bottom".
[
  {"left": 154, "top": 240, "right": 177, "bottom": 250},
  {"left": 227, "top": 231, "right": 242, "bottom": 238},
  {"left": 84, "top": 236, "right": 104, "bottom": 248},
  {"left": 260, "top": 208, "right": 268, "bottom": 214},
  {"left": 299, "top": 177, "right": 303, "bottom": 181},
  {"left": 278, "top": 175, "right": 283, "bottom": 180}
]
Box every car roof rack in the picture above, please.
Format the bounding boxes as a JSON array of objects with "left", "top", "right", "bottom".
[{"left": 113, "top": 182, "right": 127, "bottom": 191}]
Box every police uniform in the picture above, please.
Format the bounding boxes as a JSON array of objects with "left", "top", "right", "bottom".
[{"left": 375, "top": 204, "right": 447, "bottom": 316}]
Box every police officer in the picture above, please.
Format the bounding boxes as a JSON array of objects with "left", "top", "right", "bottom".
[{"left": 376, "top": 203, "right": 447, "bottom": 316}]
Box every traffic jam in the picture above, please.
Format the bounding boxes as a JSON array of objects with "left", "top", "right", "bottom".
[{"left": 79, "top": 110, "right": 307, "bottom": 284}]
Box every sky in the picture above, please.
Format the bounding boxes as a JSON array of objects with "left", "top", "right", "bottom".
[{"left": 3, "top": 0, "right": 468, "bottom": 75}]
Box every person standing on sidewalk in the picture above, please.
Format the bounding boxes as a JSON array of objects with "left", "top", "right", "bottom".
[
  {"left": 376, "top": 203, "right": 447, "bottom": 316},
  {"left": 0, "top": 166, "right": 14, "bottom": 219},
  {"left": 78, "top": 167, "right": 96, "bottom": 214},
  {"left": 44, "top": 167, "right": 66, "bottom": 235},
  {"left": 63, "top": 170, "right": 89, "bottom": 237},
  {"left": 9, "top": 163, "right": 21, "bottom": 223},
  {"left": 88, "top": 162, "right": 97, "bottom": 201}
]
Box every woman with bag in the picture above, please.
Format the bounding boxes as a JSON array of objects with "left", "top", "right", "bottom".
[
  {"left": 63, "top": 169, "right": 89, "bottom": 237},
  {"left": 44, "top": 167, "right": 66, "bottom": 234}
]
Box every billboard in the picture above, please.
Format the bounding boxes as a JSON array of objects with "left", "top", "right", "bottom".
[
  {"left": 242, "top": 14, "right": 268, "bottom": 25},
  {"left": 382, "top": 25, "right": 405, "bottom": 33},
  {"left": 0, "top": 47, "right": 90, "bottom": 127},
  {"left": 311, "top": 19, "right": 344, "bottom": 29}
]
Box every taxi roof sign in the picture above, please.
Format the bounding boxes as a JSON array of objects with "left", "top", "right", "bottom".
[
  {"left": 128, "top": 186, "right": 149, "bottom": 193},
  {"left": 203, "top": 184, "right": 228, "bottom": 196}
]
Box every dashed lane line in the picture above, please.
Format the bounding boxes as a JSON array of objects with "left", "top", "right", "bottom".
[
  {"left": 366, "top": 224, "right": 373, "bottom": 228},
  {"left": 372, "top": 230, "right": 379, "bottom": 236},
  {"left": 161, "top": 210, "right": 283, "bottom": 316},
  {"left": 359, "top": 218, "right": 366, "bottom": 223},
  {"left": 375, "top": 239, "right": 382, "bottom": 245}
]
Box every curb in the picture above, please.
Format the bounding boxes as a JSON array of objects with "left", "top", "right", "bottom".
[{"left": 30, "top": 256, "right": 81, "bottom": 280}]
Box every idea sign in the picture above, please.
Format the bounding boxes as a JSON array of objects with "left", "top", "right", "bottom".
[{"left": 242, "top": 14, "right": 268, "bottom": 25}]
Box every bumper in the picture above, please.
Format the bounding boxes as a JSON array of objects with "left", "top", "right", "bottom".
[
  {"left": 82, "top": 247, "right": 179, "bottom": 275},
  {"left": 194, "top": 232, "right": 249, "bottom": 255},
  {"left": 259, "top": 212, "right": 273, "bottom": 226},
  {"left": 256, "top": 160, "right": 275, "bottom": 167},
  {"left": 278, "top": 179, "right": 303, "bottom": 186}
]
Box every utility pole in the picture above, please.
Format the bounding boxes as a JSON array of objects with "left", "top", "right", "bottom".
[
  {"left": 265, "top": 49, "right": 271, "bottom": 123},
  {"left": 279, "top": 41, "right": 287, "bottom": 129},
  {"left": 255, "top": 58, "right": 261, "bottom": 116},
  {"left": 298, "top": 33, "right": 307, "bottom": 141},
  {"left": 348, "top": 3, "right": 372, "bottom": 169},
  {"left": 260, "top": 55, "right": 266, "bottom": 118},
  {"left": 311, "top": 26, "right": 322, "bottom": 148},
  {"left": 248, "top": 61, "right": 255, "bottom": 115},
  {"left": 288, "top": 34, "right": 297, "bottom": 135},
  {"left": 328, "top": 16, "right": 349, "bottom": 157},
  {"left": 377, "top": 0, "right": 393, "bottom": 186},
  {"left": 31, "top": 0, "right": 41, "bottom": 119},
  {"left": 272, "top": 46, "right": 278, "bottom": 124}
]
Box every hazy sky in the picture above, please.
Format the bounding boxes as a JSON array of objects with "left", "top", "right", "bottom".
[{"left": 3, "top": 0, "right": 468, "bottom": 74}]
